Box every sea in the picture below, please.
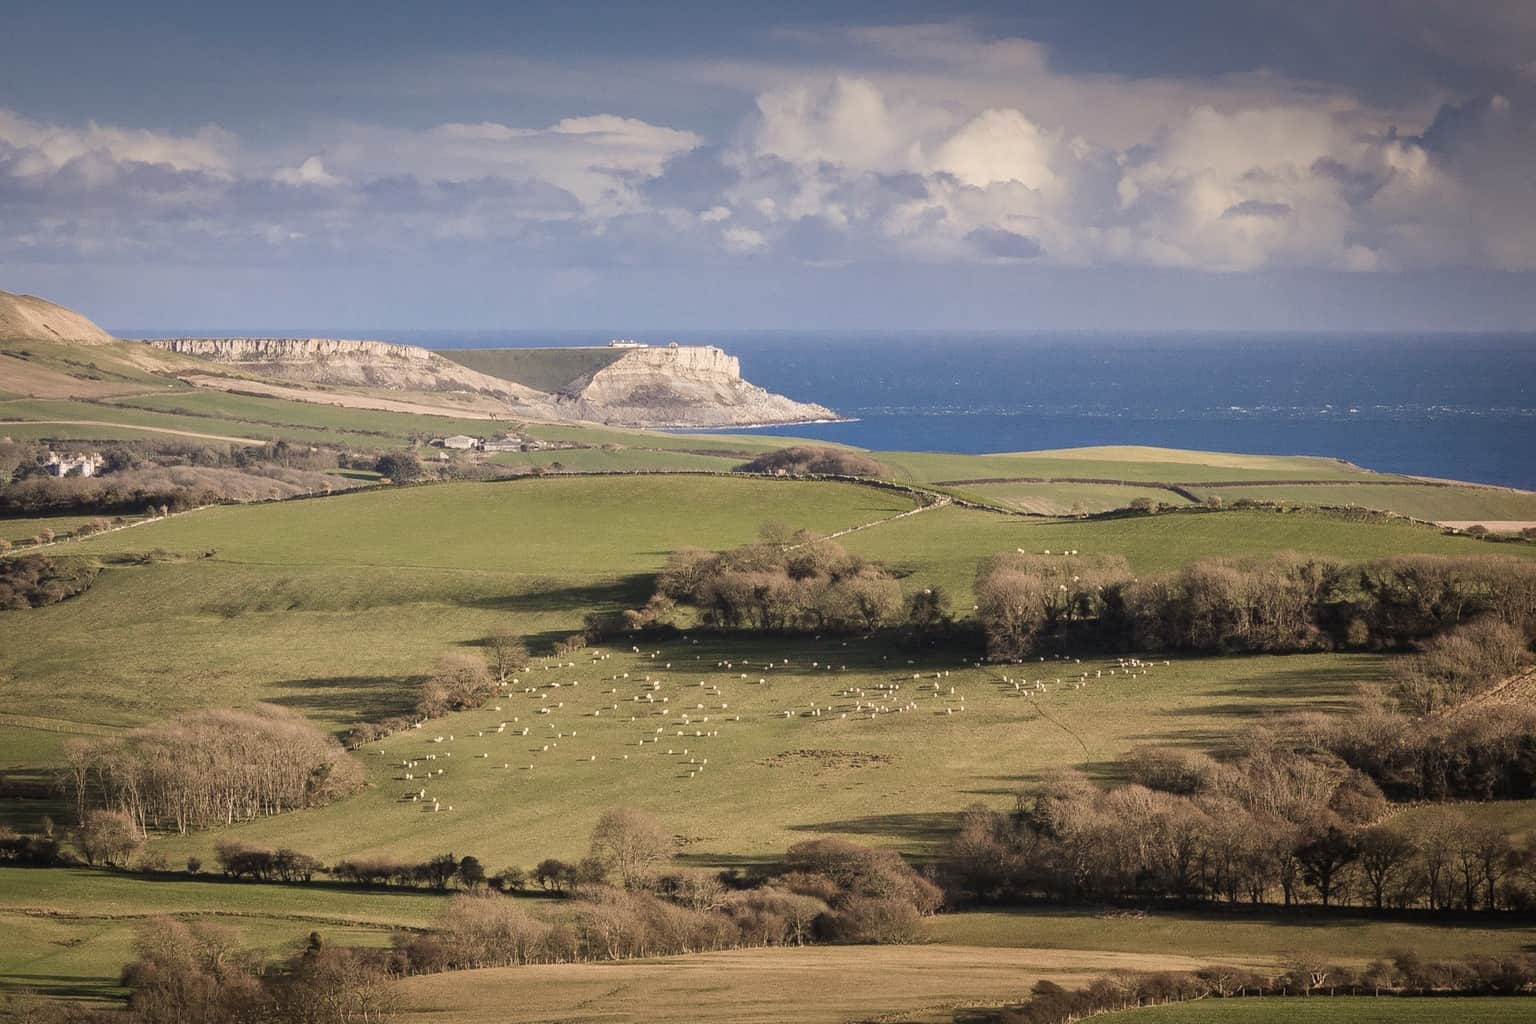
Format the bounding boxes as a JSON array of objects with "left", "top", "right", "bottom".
[{"left": 127, "top": 329, "right": 1536, "bottom": 490}]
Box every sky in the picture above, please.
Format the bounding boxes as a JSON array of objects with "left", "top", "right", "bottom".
[{"left": 3, "top": 1, "right": 1536, "bottom": 332}]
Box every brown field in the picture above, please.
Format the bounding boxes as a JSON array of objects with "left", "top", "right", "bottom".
[
  {"left": 1438, "top": 520, "right": 1536, "bottom": 534},
  {"left": 397, "top": 944, "right": 1261, "bottom": 1024}
]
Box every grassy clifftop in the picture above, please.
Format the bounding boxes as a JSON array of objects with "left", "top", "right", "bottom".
[{"left": 437, "top": 347, "right": 624, "bottom": 393}]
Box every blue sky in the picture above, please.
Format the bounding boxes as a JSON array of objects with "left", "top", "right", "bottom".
[{"left": 3, "top": 1, "right": 1535, "bottom": 330}]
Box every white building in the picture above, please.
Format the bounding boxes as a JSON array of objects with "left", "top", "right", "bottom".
[
  {"left": 45, "top": 451, "right": 104, "bottom": 477},
  {"left": 441, "top": 435, "right": 481, "bottom": 450}
]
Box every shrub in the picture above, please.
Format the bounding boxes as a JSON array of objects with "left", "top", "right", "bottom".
[
  {"left": 418, "top": 653, "right": 498, "bottom": 718},
  {"left": 736, "top": 446, "right": 889, "bottom": 478}
]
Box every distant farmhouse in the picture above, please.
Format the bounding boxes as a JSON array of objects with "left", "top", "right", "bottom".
[
  {"left": 438, "top": 435, "right": 481, "bottom": 450},
  {"left": 607, "top": 339, "right": 647, "bottom": 348},
  {"left": 45, "top": 450, "right": 105, "bottom": 477}
]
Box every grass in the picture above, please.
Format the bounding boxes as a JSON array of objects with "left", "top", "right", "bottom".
[
  {"left": 929, "top": 906, "right": 1536, "bottom": 963},
  {"left": 395, "top": 943, "right": 1245, "bottom": 1024},
  {"left": 437, "top": 347, "right": 623, "bottom": 393},
  {"left": 840, "top": 505, "right": 1522, "bottom": 601},
  {"left": 1189, "top": 483, "right": 1536, "bottom": 523},
  {"left": 100, "top": 390, "right": 519, "bottom": 446},
  {"left": 954, "top": 481, "right": 1196, "bottom": 515},
  {"left": 1101, "top": 998, "right": 1536, "bottom": 1023},
  {"left": 0, "top": 514, "right": 116, "bottom": 544},
  {"left": 4, "top": 469, "right": 1534, "bottom": 1014},
  {"left": 877, "top": 448, "right": 1394, "bottom": 486},
  {"left": 1, "top": 477, "right": 1509, "bottom": 856},
  {"left": 0, "top": 477, "right": 913, "bottom": 764},
  {"left": 147, "top": 644, "right": 1376, "bottom": 867},
  {"left": 0, "top": 867, "right": 447, "bottom": 1002},
  {"left": 485, "top": 447, "right": 745, "bottom": 472}
]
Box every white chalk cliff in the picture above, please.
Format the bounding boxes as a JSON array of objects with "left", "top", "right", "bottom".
[{"left": 146, "top": 338, "right": 835, "bottom": 427}]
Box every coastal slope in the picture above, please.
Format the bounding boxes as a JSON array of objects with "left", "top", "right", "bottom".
[{"left": 0, "top": 290, "right": 116, "bottom": 345}]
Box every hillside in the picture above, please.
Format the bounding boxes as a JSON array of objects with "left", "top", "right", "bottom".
[
  {"left": 148, "top": 337, "right": 553, "bottom": 409},
  {"left": 0, "top": 290, "right": 115, "bottom": 345},
  {"left": 439, "top": 346, "right": 625, "bottom": 394}
]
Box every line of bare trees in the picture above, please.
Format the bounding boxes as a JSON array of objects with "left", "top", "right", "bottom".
[
  {"left": 975, "top": 550, "right": 1536, "bottom": 664},
  {"left": 60, "top": 705, "right": 362, "bottom": 836},
  {"left": 393, "top": 812, "right": 941, "bottom": 974},
  {"left": 945, "top": 718, "right": 1535, "bottom": 912}
]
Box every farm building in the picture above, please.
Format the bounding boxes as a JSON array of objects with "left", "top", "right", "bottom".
[{"left": 439, "top": 435, "right": 482, "bottom": 450}]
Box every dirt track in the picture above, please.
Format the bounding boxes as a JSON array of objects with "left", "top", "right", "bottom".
[{"left": 3, "top": 419, "right": 265, "bottom": 445}]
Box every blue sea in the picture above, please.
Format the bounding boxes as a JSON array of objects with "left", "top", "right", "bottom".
[{"left": 125, "top": 329, "right": 1536, "bottom": 489}]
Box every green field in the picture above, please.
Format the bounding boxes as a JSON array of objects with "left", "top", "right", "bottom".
[
  {"left": 930, "top": 907, "right": 1536, "bottom": 963},
  {"left": 878, "top": 447, "right": 1395, "bottom": 486},
  {"left": 0, "top": 866, "right": 448, "bottom": 1001},
  {"left": 4, "top": 464, "right": 1533, "bottom": 1018},
  {"left": 0, "top": 514, "right": 116, "bottom": 544},
  {"left": 840, "top": 504, "right": 1518, "bottom": 600},
  {"left": 1189, "top": 482, "right": 1536, "bottom": 523},
  {"left": 437, "top": 347, "right": 623, "bottom": 393},
  {"left": 1103, "top": 998, "right": 1536, "bottom": 1023},
  {"left": 100, "top": 390, "right": 522, "bottom": 446},
  {"left": 954, "top": 481, "right": 1195, "bottom": 515},
  {"left": 486, "top": 446, "right": 745, "bottom": 472}
]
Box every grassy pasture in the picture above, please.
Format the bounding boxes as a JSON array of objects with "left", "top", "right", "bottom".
[
  {"left": 929, "top": 907, "right": 1536, "bottom": 963},
  {"left": 877, "top": 447, "right": 1393, "bottom": 486},
  {"left": 953, "top": 481, "right": 1195, "bottom": 515},
  {"left": 0, "top": 867, "right": 445, "bottom": 1002},
  {"left": 4, "top": 470, "right": 1535, "bottom": 1015},
  {"left": 840, "top": 505, "right": 1519, "bottom": 601},
  {"left": 1190, "top": 483, "right": 1536, "bottom": 523},
  {"left": 486, "top": 446, "right": 745, "bottom": 472},
  {"left": 437, "top": 347, "right": 623, "bottom": 393},
  {"left": 101, "top": 390, "right": 519, "bottom": 446},
  {"left": 145, "top": 643, "right": 1375, "bottom": 867},
  {"left": 0, "top": 514, "right": 112, "bottom": 544},
  {"left": 0, "top": 477, "right": 914, "bottom": 802},
  {"left": 1, "top": 396, "right": 332, "bottom": 445}
]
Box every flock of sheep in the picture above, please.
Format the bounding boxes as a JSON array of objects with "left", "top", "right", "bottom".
[{"left": 387, "top": 640, "right": 1175, "bottom": 815}]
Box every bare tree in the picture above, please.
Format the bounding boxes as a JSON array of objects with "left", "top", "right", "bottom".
[
  {"left": 590, "top": 808, "right": 674, "bottom": 889},
  {"left": 485, "top": 629, "right": 529, "bottom": 683}
]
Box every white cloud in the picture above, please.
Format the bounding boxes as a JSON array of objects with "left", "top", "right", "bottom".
[
  {"left": 0, "top": 108, "right": 234, "bottom": 180},
  {"left": 2, "top": 23, "right": 1534, "bottom": 275},
  {"left": 274, "top": 156, "right": 346, "bottom": 187}
]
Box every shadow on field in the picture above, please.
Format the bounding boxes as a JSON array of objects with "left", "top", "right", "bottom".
[
  {"left": 1126, "top": 660, "right": 1364, "bottom": 747},
  {"left": 789, "top": 811, "right": 962, "bottom": 846},
  {"left": 458, "top": 573, "right": 655, "bottom": 614},
  {"left": 266, "top": 675, "right": 418, "bottom": 722},
  {"left": 0, "top": 974, "right": 116, "bottom": 1002},
  {"left": 673, "top": 851, "right": 787, "bottom": 871}
]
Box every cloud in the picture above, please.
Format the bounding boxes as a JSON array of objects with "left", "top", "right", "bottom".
[
  {"left": 273, "top": 156, "right": 346, "bottom": 187},
  {"left": 0, "top": 109, "right": 234, "bottom": 178},
  {"left": 965, "top": 227, "right": 1044, "bottom": 260},
  {"left": 3, "top": 21, "right": 1535, "bottom": 276}
]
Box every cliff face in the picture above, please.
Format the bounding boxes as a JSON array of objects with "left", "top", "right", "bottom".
[
  {"left": 142, "top": 337, "right": 836, "bottom": 427},
  {"left": 564, "top": 345, "right": 834, "bottom": 427},
  {"left": 149, "top": 338, "right": 548, "bottom": 404},
  {"left": 0, "top": 290, "right": 115, "bottom": 345}
]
